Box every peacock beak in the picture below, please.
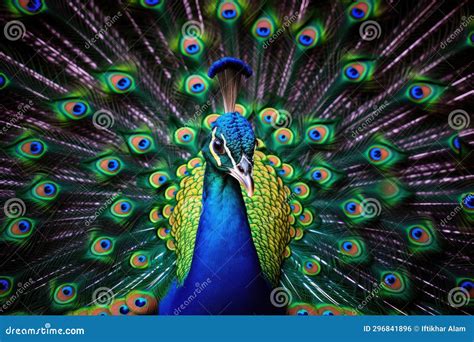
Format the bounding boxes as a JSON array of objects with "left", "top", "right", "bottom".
[{"left": 229, "top": 155, "right": 254, "bottom": 197}]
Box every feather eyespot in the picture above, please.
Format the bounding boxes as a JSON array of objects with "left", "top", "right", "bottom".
[
  {"left": 157, "top": 227, "right": 171, "bottom": 240},
  {"left": 348, "top": 2, "right": 370, "bottom": 20},
  {"left": 13, "top": 0, "right": 45, "bottom": 15},
  {"left": 273, "top": 128, "right": 295, "bottom": 145},
  {"left": 344, "top": 63, "right": 365, "bottom": 81},
  {"left": 297, "top": 209, "right": 313, "bottom": 226},
  {"left": 296, "top": 26, "right": 321, "bottom": 49},
  {"left": 7, "top": 218, "right": 34, "bottom": 239},
  {"left": 181, "top": 37, "right": 204, "bottom": 58},
  {"left": 311, "top": 167, "right": 331, "bottom": 184},
  {"left": 252, "top": 17, "right": 275, "bottom": 39},
  {"left": 188, "top": 157, "right": 203, "bottom": 169},
  {"left": 0, "top": 277, "right": 13, "bottom": 298},
  {"left": 127, "top": 134, "right": 154, "bottom": 154},
  {"left": 407, "top": 225, "right": 432, "bottom": 245},
  {"left": 289, "top": 200, "right": 302, "bottom": 215},
  {"left": 342, "top": 61, "right": 374, "bottom": 82},
  {"left": 450, "top": 135, "right": 462, "bottom": 155},
  {"left": 218, "top": 2, "right": 241, "bottom": 21},
  {"left": 54, "top": 284, "right": 77, "bottom": 304},
  {"left": 233, "top": 104, "right": 248, "bottom": 117},
  {"left": 409, "top": 84, "right": 431, "bottom": 101},
  {"left": 204, "top": 114, "right": 220, "bottom": 130},
  {"left": 259, "top": 108, "right": 279, "bottom": 126},
  {"left": 266, "top": 155, "right": 281, "bottom": 167},
  {"left": 292, "top": 182, "right": 310, "bottom": 199},
  {"left": 130, "top": 252, "right": 150, "bottom": 269},
  {"left": 306, "top": 125, "right": 330, "bottom": 144},
  {"left": 140, "top": 0, "right": 162, "bottom": 8},
  {"left": 17, "top": 139, "right": 46, "bottom": 159},
  {"left": 149, "top": 171, "right": 169, "bottom": 188},
  {"left": 367, "top": 145, "right": 391, "bottom": 164},
  {"left": 174, "top": 127, "right": 196, "bottom": 146},
  {"left": 104, "top": 72, "right": 135, "bottom": 94},
  {"left": 185, "top": 75, "right": 208, "bottom": 95},
  {"left": 165, "top": 185, "right": 179, "bottom": 200},
  {"left": 302, "top": 258, "right": 321, "bottom": 276},
  {"left": 176, "top": 165, "right": 189, "bottom": 178},
  {"left": 343, "top": 199, "right": 363, "bottom": 217},
  {"left": 381, "top": 272, "right": 405, "bottom": 293},
  {"left": 405, "top": 82, "right": 442, "bottom": 104},
  {"left": 110, "top": 299, "right": 135, "bottom": 316},
  {"left": 57, "top": 99, "right": 91, "bottom": 120},
  {"left": 126, "top": 291, "right": 158, "bottom": 315},
  {"left": 288, "top": 303, "right": 317, "bottom": 316},
  {"left": 96, "top": 157, "right": 122, "bottom": 176},
  {"left": 278, "top": 164, "right": 294, "bottom": 180},
  {"left": 33, "top": 181, "right": 59, "bottom": 200},
  {"left": 339, "top": 239, "right": 361, "bottom": 257},
  {"left": 162, "top": 204, "right": 174, "bottom": 218},
  {"left": 149, "top": 208, "right": 163, "bottom": 223},
  {"left": 111, "top": 199, "right": 134, "bottom": 217},
  {"left": 91, "top": 237, "right": 114, "bottom": 256}
]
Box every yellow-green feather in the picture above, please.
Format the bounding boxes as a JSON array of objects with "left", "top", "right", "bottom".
[{"left": 170, "top": 151, "right": 292, "bottom": 285}]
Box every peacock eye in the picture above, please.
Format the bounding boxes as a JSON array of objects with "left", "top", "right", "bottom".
[
  {"left": 218, "top": 2, "right": 241, "bottom": 22},
  {"left": 252, "top": 17, "right": 275, "bottom": 40},
  {"left": 13, "top": 0, "right": 45, "bottom": 15},
  {"left": 348, "top": 2, "right": 370, "bottom": 21},
  {"left": 103, "top": 72, "right": 136, "bottom": 94},
  {"left": 213, "top": 139, "right": 225, "bottom": 154}
]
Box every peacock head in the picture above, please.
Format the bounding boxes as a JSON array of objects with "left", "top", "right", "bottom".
[{"left": 203, "top": 112, "right": 256, "bottom": 197}]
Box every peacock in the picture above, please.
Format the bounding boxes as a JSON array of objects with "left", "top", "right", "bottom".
[{"left": 0, "top": 0, "right": 473, "bottom": 316}]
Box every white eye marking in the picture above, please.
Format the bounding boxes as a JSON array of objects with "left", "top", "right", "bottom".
[{"left": 209, "top": 127, "right": 222, "bottom": 166}]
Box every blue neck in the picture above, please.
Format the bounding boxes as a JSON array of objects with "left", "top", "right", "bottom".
[
  {"left": 190, "top": 162, "right": 261, "bottom": 277},
  {"left": 160, "top": 162, "right": 281, "bottom": 314},
  {"left": 176, "top": 163, "right": 277, "bottom": 314}
]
